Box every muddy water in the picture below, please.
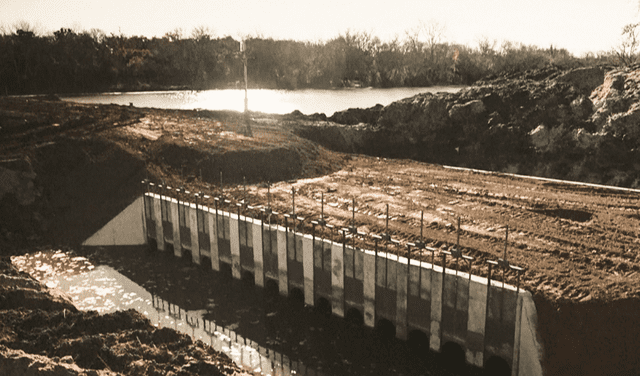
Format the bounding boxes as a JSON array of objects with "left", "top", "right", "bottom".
[{"left": 12, "top": 249, "right": 469, "bottom": 376}]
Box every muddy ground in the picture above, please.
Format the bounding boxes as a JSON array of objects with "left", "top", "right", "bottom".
[
  {"left": 2, "top": 96, "right": 640, "bottom": 375},
  {"left": 0, "top": 255, "right": 251, "bottom": 375}
]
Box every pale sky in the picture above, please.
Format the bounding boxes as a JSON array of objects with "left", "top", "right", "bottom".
[{"left": 2, "top": 0, "right": 639, "bottom": 56}]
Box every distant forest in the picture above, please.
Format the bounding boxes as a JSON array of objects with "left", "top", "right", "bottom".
[{"left": 0, "top": 25, "right": 623, "bottom": 95}]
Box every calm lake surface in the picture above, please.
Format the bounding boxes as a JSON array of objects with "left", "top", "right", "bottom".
[{"left": 61, "top": 86, "right": 462, "bottom": 116}]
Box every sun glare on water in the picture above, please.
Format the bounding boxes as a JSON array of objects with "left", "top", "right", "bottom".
[{"left": 182, "top": 89, "right": 297, "bottom": 114}]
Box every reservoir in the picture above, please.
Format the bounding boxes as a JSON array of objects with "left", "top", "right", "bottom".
[{"left": 61, "top": 86, "right": 462, "bottom": 116}]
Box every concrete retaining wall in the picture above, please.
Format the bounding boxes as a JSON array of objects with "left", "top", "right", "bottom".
[{"left": 91, "top": 193, "right": 544, "bottom": 375}]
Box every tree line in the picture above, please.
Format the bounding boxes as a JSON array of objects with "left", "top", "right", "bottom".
[{"left": 0, "top": 24, "right": 625, "bottom": 95}]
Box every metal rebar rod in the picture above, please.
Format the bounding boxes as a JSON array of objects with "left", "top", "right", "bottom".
[
  {"left": 267, "top": 184, "right": 271, "bottom": 209},
  {"left": 420, "top": 210, "right": 424, "bottom": 242},
  {"left": 456, "top": 216, "right": 461, "bottom": 247},
  {"left": 385, "top": 204, "right": 389, "bottom": 234},
  {"left": 504, "top": 225, "right": 509, "bottom": 261},
  {"left": 352, "top": 197, "right": 355, "bottom": 226}
]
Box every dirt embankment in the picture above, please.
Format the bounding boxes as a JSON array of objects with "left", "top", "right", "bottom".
[
  {"left": 0, "top": 98, "right": 344, "bottom": 375},
  {"left": 0, "top": 256, "right": 250, "bottom": 375},
  {"left": 288, "top": 66, "right": 640, "bottom": 189},
  {"left": 0, "top": 97, "right": 344, "bottom": 251},
  {"left": 3, "top": 71, "right": 640, "bottom": 375}
]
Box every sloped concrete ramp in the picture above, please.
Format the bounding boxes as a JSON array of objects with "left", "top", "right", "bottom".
[{"left": 82, "top": 196, "right": 146, "bottom": 246}]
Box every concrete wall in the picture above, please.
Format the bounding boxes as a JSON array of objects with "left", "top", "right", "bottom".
[
  {"left": 139, "top": 193, "right": 544, "bottom": 375},
  {"left": 82, "top": 196, "right": 146, "bottom": 246}
]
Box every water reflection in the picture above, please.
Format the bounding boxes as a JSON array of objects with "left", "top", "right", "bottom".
[
  {"left": 13, "top": 249, "right": 465, "bottom": 376},
  {"left": 152, "top": 295, "right": 322, "bottom": 376},
  {"left": 12, "top": 250, "right": 322, "bottom": 376},
  {"left": 61, "top": 86, "right": 462, "bottom": 116}
]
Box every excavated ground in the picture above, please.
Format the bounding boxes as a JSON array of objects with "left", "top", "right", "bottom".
[
  {"left": 184, "top": 150, "right": 640, "bottom": 305},
  {"left": 0, "top": 256, "right": 250, "bottom": 376},
  {"left": 3, "top": 96, "right": 640, "bottom": 375}
]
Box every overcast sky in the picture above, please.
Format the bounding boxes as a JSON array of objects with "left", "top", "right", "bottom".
[{"left": 2, "top": 0, "right": 639, "bottom": 55}]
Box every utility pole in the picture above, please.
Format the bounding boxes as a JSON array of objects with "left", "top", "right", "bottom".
[{"left": 240, "top": 40, "right": 253, "bottom": 137}]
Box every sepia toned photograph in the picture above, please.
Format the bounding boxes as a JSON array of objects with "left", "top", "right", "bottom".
[{"left": 2, "top": 1, "right": 640, "bottom": 375}]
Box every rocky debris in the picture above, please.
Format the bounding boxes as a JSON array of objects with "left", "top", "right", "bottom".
[
  {"left": 0, "top": 346, "right": 119, "bottom": 376},
  {"left": 448, "top": 99, "right": 486, "bottom": 123},
  {"left": 0, "top": 158, "right": 38, "bottom": 206},
  {"left": 0, "top": 257, "right": 249, "bottom": 376},
  {"left": 291, "top": 65, "right": 640, "bottom": 188},
  {"left": 554, "top": 66, "right": 605, "bottom": 94},
  {"left": 328, "top": 104, "right": 384, "bottom": 125}
]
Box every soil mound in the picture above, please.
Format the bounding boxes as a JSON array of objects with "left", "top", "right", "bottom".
[
  {"left": 290, "top": 66, "right": 640, "bottom": 188},
  {"left": 0, "top": 98, "right": 344, "bottom": 252}
]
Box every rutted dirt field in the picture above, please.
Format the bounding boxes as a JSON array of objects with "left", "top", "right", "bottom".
[
  {"left": 4, "top": 95, "right": 640, "bottom": 303},
  {"left": 197, "top": 155, "right": 640, "bottom": 304},
  {"left": 3, "top": 96, "right": 640, "bottom": 375}
]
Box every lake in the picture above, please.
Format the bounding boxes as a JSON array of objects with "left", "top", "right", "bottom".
[{"left": 61, "top": 86, "right": 462, "bottom": 116}]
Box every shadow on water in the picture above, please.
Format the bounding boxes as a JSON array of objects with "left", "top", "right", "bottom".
[{"left": 13, "top": 246, "right": 479, "bottom": 376}]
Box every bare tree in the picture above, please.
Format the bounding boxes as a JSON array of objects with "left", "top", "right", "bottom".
[
  {"left": 88, "top": 28, "right": 107, "bottom": 44},
  {"left": 615, "top": 22, "right": 640, "bottom": 65},
  {"left": 164, "top": 28, "right": 183, "bottom": 42},
  {"left": 476, "top": 36, "right": 497, "bottom": 55},
  {"left": 191, "top": 26, "right": 214, "bottom": 42},
  {"left": 405, "top": 20, "right": 446, "bottom": 53},
  {"left": 13, "top": 20, "right": 40, "bottom": 35}
]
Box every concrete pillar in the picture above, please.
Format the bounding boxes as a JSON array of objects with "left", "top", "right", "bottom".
[
  {"left": 188, "top": 204, "right": 200, "bottom": 264},
  {"left": 355, "top": 247, "right": 364, "bottom": 281},
  {"left": 295, "top": 233, "right": 304, "bottom": 263},
  {"left": 287, "top": 231, "right": 295, "bottom": 260},
  {"left": 376, "top": 253, "right": 386, "bottom": 287},
  {"left": 344, "top": 246, "right": 354, "bottom": 278},
  {"left": 513, "top": 291, "right": 524, "bottom": 374},
  {"left": 408, "top": 262, "right": 420, "bottom": 297},
  {"left": 252, "top": 221, "right": 264, "bottom": 287},
  {"left": 363, "top": 251, "right": 376, "bottom": 328},
  {"left": 430, "top": 266, "right": 443, "bottom": 352},
  {"left": 323, "top": 240, "right": 332, "bottom": 271},
  {"left": 387, "top": 256, "right": 397, "bottom": 291},
  {"left": 485, "top": 284, "right": 518, "bottom": 365},
  {"left": 230, "top": 214, "right": 241, "bottom": 280},
  {"left": 208, "top": 210, "right": 220, "bottom": 271},
  {"left": 277, "top": 229, "right": 288, "bottom": 296},
  {"left": 435, "top": 270, "right": 470, "bottom": 356},
  {"left": 395, "top": 257, "right": 409, "bottom": 340},
  {"left": 513, "top": 291, "right": 544, "bottom": 376},
  {"left": 331, "top": 242, "right": 345, "bottom": 318},
  {"left": 420, "top": 266, "right": 432, "bottom": 300},
  {"left": 152, "top": 195, "right": 164, "bottom": 251},
  {"left": 466, "top": 277, "right": 488, "bottom": 367},
  {"left": 170, "top": 200, "right": 182, "bottom": 258},
  {"left": 302, "top": 234, "right": 314, "bottom": 306}
]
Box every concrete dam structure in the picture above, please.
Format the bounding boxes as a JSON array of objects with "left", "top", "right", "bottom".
[{"left": 85, "top": 186, "right": 544, "bottom": 376}]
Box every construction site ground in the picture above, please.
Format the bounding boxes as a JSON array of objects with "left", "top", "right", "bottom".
[
  {"left": 3, "top": 96, "right": 640, "bottom": 303},
  {"left": 3, "top": 96, "right": 640, "bottom": 375}
]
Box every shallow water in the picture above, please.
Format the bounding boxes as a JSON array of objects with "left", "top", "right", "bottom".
[
  {"left": 12, "top": 249, "right": 468, "bottom": 376},
  {"left": 12, "top": 250, "right": 292, "bottom": 375}
]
